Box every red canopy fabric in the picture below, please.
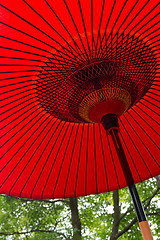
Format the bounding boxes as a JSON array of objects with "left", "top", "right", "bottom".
[{"left": 0, "top": 0, "right": 160, "bottom": 199}]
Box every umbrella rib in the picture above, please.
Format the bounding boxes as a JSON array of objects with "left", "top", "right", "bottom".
[
  {"left": 0, "top": 21, "right": 83, "bottom": 62},
  {"left": 126, "top": 112, "right": 160, "bottom": 167},
  {"left": 48, "top": 54, "right": 77, "bottom": 76},
  {"left": 145, "top": 40, "right": 160, "bottom": 52},
  {"left": 74, "top": 124, "right": 85, "bottom": 197},
  {"left": 0, "top": 35, "right": 54, "bottom": 55},
  {"left": 0, "top": 75, "right": 37, "bottom": 84},
  {"left": 115, "top": 31, "right": 118, "bottom": 63},
  {"left": 113, "top": 31, "right": 121, "bottom": 86},
  {"left": 41, "top": 123, "right": 70, "bottom": 199},
  {"left": 0, "top": 3, "right": 85, "bottom": 62},
  {"left": 52, "top": 123, "right": 75, "bottom": 198},
  {"left": 29, "top": 120, "right": 63, "bottom": 198},
  {"left": 0, "top": 107, "right": 45, "bottom": 150},
  {"left": 31, "top": 121, "right": 66, "bottom": 198},
  {"left": 40, "top": 61, "right": 53, "bottom": 74},
  {"left": 0, "top": 45, "right": 50, "bottom": 59},
  {"left": 111, "top": 0, "right": 140, "bottom": 38},
  {"left": 108, "top": 0, "right": 128, "bottom": 41},
  {"left": 119, "top": 117, "right": 153, "bottom": 178},
  {"left": 150, "top": 87, "right": 160, "bottom": 92},
  {"left": 139, "top": 100, "right": 160, "bottom": 117},
  {"left": 0, "top": 40, "right": 80, "bottom": 74},
  {"left": 145, "top": 93, "right": 160, "bottom": 103},
  {"left": 110, "top": 30, "right": 113, "bottom": 60},
  {"left": 0, "top": 83, "right": 35, "bottom": 95},
  {"left": 147, "top": 33, "right": 160, "bottom": 42},
  {"left": 121, "top": 58, "right": 156, "bottom": 94},
  {"left": 0, "top": 92, "right": 36, "bottom": 112},
  {"left": 0, "top": 85, "right": 35, "bottom": 101},
  {"left": 99, "top": 0, "right": 136, "bottom": 58},
  {"left": 63, "top": 0, "right": 89, "bottom": 61},
  {"left": 97, "top": 0, "right": 116, "bottom": 58},
  {"left": 18, "top": 118, "right": 58, "bottom": 198},
  {"left": 3, "top": 80, "right": 67, "bottom": 133},
  {"left": 117, "top": 35, "right": 139, "bottom": 90},
  {"left": 95, "top": 0, "right": 106, "bottom": 53},
  {"left": 102, "top": 35, "right": 136, "bottom": 60},
  {"left": 119, "top": 131, "right": 142, "bottom": 182},
  {"left": 63, "top": 124, "right": 80, "bottom": 198},
  {"left": 45, "top": 58, "right": 70, "bottom": 78},
  {"left": 127, "top": 1, "right": 160, "bottom": 32},
  {"left": 103, "top": 23, "right": 159, "bottom": 61},
  {"left": 131, "top": 107, "right": 160, "bottom": 137},
  {"left": 0, "top": 67, "right": 65, "bottom": 91},
  {"left": 135, "top": 104, "right": 160, "bottom": 126},
  {"left": 101, "top": 2, "right": 159, "bottom": 59},
  {"left": 123, "top": 0, "right": 156, "bottom": 39},
  {"left": 119, "top": 30, "right": 125, "bottom": 64},
  {"left": 113, "top": 34, "right": 152, "bottom": 60},
  {"left": 22, "top": 0, "right": 86, "bottom": 62},
  {"left": 93, "top": 124, "right": 98, "bottom": 194},
  {"left": 115, "top": 32, "right": 128, "bottom": 88},
  {"left": 0, "top": 63, "right": 39, "bottom": 66},
  {"left": 0, "top": 111, "right": 50, "bottom": 174},
  {"left": 44, "top": 0, "right": 88, "bottom": 61},
  {"left": 77, "top": 0, "right": 91, "bottom": 54},
  {"left": 152, "top": 83, "right": 160, "bottom": 87},
  {"left": 127, "top": 110, "right": 160, "bottom": 152},
  {"left": 125, "top": 39, "right": 148, "bottom": 79},
  {"left": 143, "top": 25, "right": 160, "bottom": 39},
  {"left": 98, "top": 124, "right": 109, "bottom": 192},
  {"left": 0, "top": 95, "right": 36, "bottom": 117},
  {"left": 8, "top": 117, "right": 54, "bottom": 197},
  {"left": 91, "top": 0, "right": 95, "bottom": 56},
  {"left": 0, "top": 55, "right": 44, "bottom": 62},
  {"left": 106, "top": 134, "right": 120, "bottom": 189},
  {"left": 132, "top": 17, "right": 160, "bottom": 43},
  {"left": 148, "top": 88, "right": 160, "bottom": 95},
  {"left": 107, "top": 33, "right": 156, "bottom": 62},
  {"left": 85, "top": 124, "right": 89, "bottom": 196},
  {"left": 106, "top": 36, "right": 137, "bottom": 60},
  {"left": 0, "top": 70, "right": 40, "bottom": 74},
  {"left": 0, "top": 103, "right": 38, "bottom": 132},
  {"left": 0, "top": 20, "right": 53, "bottom": 49},
  {"left": 0, "top": 46, "right": 79, "bottom": 73},
  {"left": 142, "top": 98, "right": 160, "bottom": 109},
  {"left": 128, "top": 5, "right": 160, "bottom": 34},
  {"left": 0, "top": 95, "right": 36, "bottom": 116},
  {"left": 1, "top": 102, "right": 39, "bottom": 133},
  {"left": 126, "top": 112, "right": 160, "bottom": 170}
]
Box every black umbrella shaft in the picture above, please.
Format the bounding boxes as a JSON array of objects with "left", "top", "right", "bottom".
[
  {"left": 101, "top": 114, "right": 147, "bottom": 222},
  {"left": 128, "top": 184, "right": 146, "bottom": 222},
  {"left": 109, "top": 129, "right": 134, "bottom": 186},
  {"left": 110, "top": 129, "right": 147, "bottom": 222}
]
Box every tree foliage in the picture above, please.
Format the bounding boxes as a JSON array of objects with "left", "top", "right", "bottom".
[{"left": 0, "top": 177, "right": 159, "bottom": 239}]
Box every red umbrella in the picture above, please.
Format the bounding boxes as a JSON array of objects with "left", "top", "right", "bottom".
[{"left": 0, "top": 0, "right": 159, "bottom": 238}]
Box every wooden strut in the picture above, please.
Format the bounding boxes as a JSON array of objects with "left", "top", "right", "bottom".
[
  {"left": 139, "top": 221, "right": 154, "bottom": 240},
  {"left": 101, "top": 114, "right": 154, "bottom": 240}
]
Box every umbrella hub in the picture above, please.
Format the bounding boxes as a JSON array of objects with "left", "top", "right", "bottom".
[{"left": 79, "top": 87, "right": 131, "bottom": 123}]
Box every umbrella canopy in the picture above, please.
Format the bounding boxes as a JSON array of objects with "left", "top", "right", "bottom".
[{"left": 0, "top": 0, "right": 160, "bottom": 199}]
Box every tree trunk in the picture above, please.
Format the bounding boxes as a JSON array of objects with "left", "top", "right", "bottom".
[
  {"left": 110, "top": 190, "right": 120, "bottom": 240},
  {"left": 69, "top": 198, "right": 81, "bottom": 240},
  {"left": 155, "top": 175, "right": 160, "bottom": 188}
]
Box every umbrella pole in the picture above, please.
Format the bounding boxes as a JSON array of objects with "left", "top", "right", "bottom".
[{"left": 101, "top": 114, "right": 153, "bottom": 240}]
